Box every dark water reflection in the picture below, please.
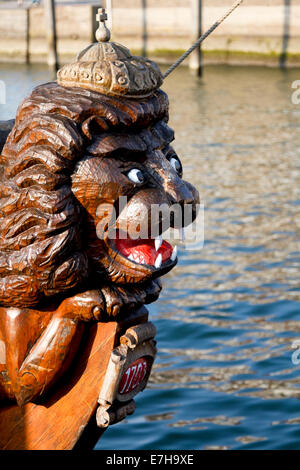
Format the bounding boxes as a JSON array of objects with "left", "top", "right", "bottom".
[{"left": 1, "top": 63, "right": 300, "bottom": 449}]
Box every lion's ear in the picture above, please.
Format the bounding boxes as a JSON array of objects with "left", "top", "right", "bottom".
[{"left": 81, "top": 116, "right": 109, "bottom": 140}]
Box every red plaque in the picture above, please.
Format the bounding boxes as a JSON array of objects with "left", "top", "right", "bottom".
[{"left": 118, "top": 357, "right": 150, "bottom": 395}]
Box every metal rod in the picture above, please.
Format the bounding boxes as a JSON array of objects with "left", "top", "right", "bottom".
[{"left": 163, "top": 0, "right": 243, "bottom": 79}]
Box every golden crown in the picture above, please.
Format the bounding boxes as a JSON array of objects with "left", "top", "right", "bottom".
[{"left": 57, "top": 8, "right": 163, "bottom": 99}]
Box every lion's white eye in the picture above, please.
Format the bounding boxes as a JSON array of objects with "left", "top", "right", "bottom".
[
  {"left": 127, "top": 168, "right": 145, "bottom": 184},
  {"left": 170, "top": 156, "right": 182, "bottom": 176}
]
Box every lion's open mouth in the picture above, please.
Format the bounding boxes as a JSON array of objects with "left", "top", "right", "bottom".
[{"left": 114, "top": 232, "right": 177, "bottom": 269}]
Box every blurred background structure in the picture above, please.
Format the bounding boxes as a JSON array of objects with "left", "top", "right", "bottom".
[{"left": 0, "top": 0, "right": 298, "bottom": 68}]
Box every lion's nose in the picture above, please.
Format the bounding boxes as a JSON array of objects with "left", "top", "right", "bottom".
[
  {"left": 164, "top": 177, "right": 200, "bottom": 229},
  {"left": 164, "top": 177, "right": 199, "bottom": 207}
]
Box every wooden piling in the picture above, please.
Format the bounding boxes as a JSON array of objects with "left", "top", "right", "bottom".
[
  {"left": 44, "top": 0, "right": 58, "bottom": 71},
  {"left": 142, "top": 0, "right": 147, "bottom": 57},
  {"left": 25, "top": 7, "right": 30, "bottom": 64},
  {"left": 189, "top": 0, "right": 202, "bottom": 76}
]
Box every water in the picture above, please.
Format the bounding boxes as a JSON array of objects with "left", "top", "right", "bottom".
[{"left": 1, "top": 63, "right": 300, "bottom": 450}]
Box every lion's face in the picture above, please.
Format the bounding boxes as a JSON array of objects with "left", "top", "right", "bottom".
[{"left": 72, "top": 121, "right": 199, "bottom": 285}]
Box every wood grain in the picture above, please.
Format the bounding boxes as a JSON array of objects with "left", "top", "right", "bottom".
[
  {"left": 0, "top": 57, "right": 199, "bottom": 447},
  {"left": 0, "top": 321, "right": 117, "bottom": 450}
]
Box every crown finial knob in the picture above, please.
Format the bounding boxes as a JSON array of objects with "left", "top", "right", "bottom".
[
  {"left": 95, "top": 8, "right": 111, "bottom": 42},
  {"left": 57, "top": 5, "right": 163, "bottom": 98}
]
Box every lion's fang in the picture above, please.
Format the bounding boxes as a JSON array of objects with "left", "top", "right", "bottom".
[
  {"left": 171, "top": 246, "right": 177, "bottom": 261},
  {"left": 154, "top": 253, "right": 162, "bottom": 269},
  {"left": 155, "top": 235, "right": 162, "bottom": 251}
]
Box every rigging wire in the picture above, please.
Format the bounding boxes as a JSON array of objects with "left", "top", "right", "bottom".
[{"left": 163, "top": 0, "right": 244, "bottom": 79}]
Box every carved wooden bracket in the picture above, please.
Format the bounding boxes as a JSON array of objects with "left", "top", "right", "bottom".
[{"left": 96, "top": 321, "right": 157, "bottom": 428}]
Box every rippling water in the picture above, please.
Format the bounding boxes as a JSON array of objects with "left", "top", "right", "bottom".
[{"left": 1, "top": 63, "right": 300, "bottom": 450}]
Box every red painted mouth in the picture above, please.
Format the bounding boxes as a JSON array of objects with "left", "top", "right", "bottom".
[{"left": 115, "top": 232, "right": 176, "bottom": 268}]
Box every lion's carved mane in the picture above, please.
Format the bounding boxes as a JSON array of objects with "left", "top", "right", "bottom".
[{"left": 0, "top": 82, "right": 169, "bottom": 307}]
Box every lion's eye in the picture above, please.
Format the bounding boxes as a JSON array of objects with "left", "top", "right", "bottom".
[
  {"left": 170, "top": 156, "right": 182, "bottom": 177},
  {"left": 126, "top": 168, "right": 145, "bottom": 184}
]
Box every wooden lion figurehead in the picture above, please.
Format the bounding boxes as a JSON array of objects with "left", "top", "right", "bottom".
[{"left": 0, "top": 11, "right": 199, "bottom": 310}]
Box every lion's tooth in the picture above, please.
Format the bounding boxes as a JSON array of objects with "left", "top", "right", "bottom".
[
  {"left": 154, "top": 253, "right": 162, "bottom": 269},
  {"left": 171, "top": 245, "right": 177, "bottom": 261},
  {"left": 155, "top": 235, "right": 162, "bottom": 251},
  {"left": 128, "top": 254, "right": 134, "bottom": 261}
]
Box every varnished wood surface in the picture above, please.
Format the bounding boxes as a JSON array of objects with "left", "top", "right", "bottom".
[
  {"left": 0, "top": 64, "right": 199, "bottom": 447},
  {"left": 0, "top": 21, "right": 200, "bottom": 449},
  {"left": 0, "top": 81, "right": 198, "bottom": 407},
  {"left": 0, "top": 321, "right": 118, "bottom": 450}
]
